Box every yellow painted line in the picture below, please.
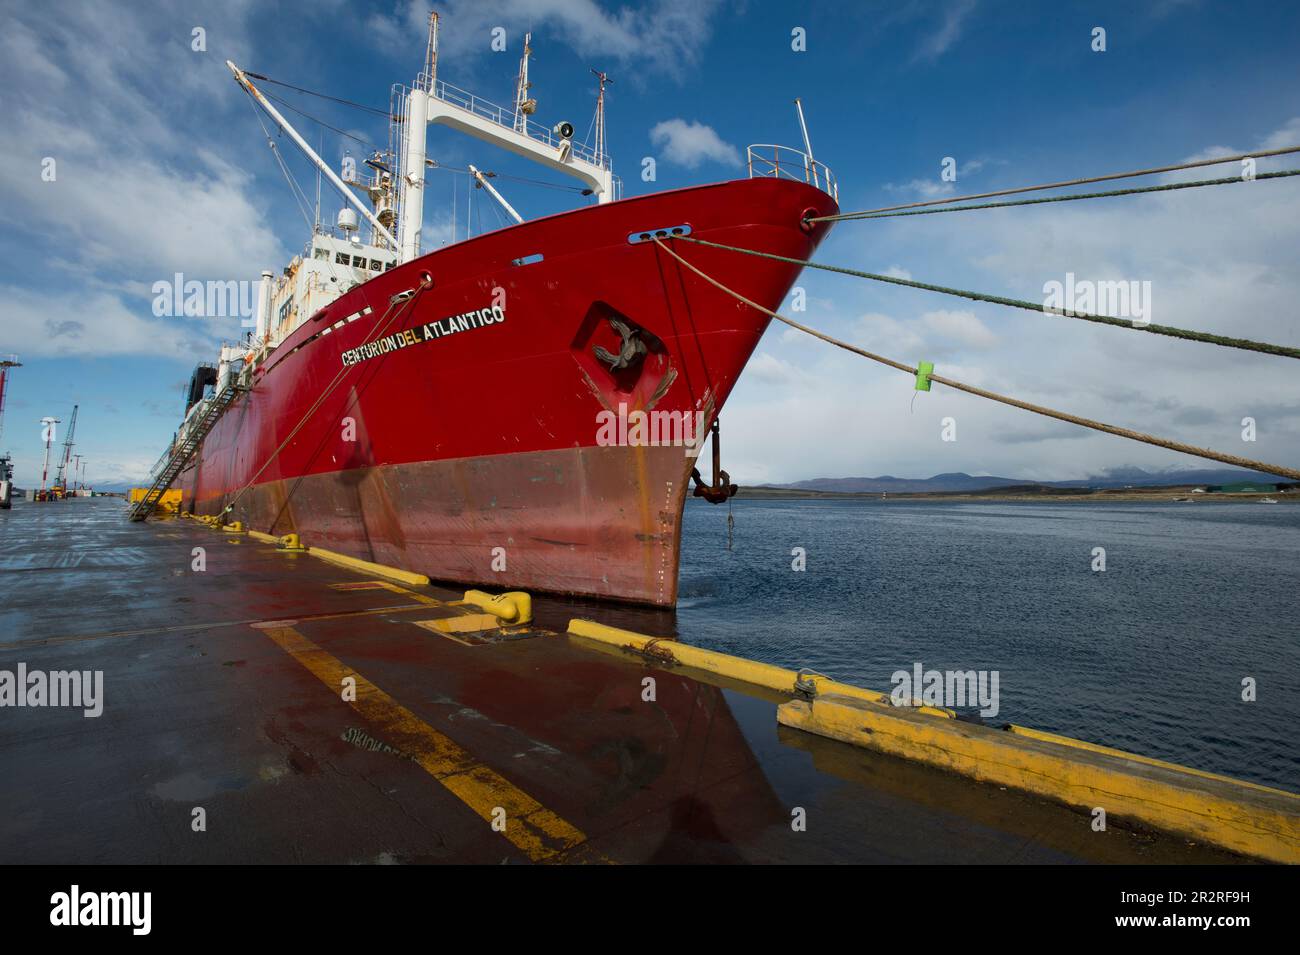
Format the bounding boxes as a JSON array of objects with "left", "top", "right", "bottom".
[
  {"left": 413, "top": 614, "right": 505, "bottom": 637},
  {"left": 330, "top": 580, "right": 443, "bottom": 607},
  {"left": 567, "top": 618, "right": 953, "bottom": 717},
  {"left": 3, "top": 604, "right": 431, "bottom": 653},
  {"left": 247, "top": 529, "right": 280, "bottom": 543},
  {"left": 411, "top": 617, "right": 500, "bottom": 646},
  {"left": 258, "top": 623, "right": 586, "bottom": 862},
  {"left": 778, "top": 693, "right": 1300, "bottom": 864},
  {"left": 308, "top": 546, "right": 430, "bottom": 587}
]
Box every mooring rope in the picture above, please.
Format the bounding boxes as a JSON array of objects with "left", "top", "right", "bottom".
[
  {"left": 810, "top": 144, "right": 1300, "bottom": 222},
  {"left": 837, "top": 169, "right": 1300, "bottom": 220},
  {"left": 222, "top": 278, "right": 433, "bottom": 515},
  {"left": 651, "top": 237, "right": 1300, "bottom": 481},
  {"left": 671, "top": 236, "right": 1300, "bottom": 361}
]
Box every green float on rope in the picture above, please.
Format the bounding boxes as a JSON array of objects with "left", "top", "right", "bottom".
[{"left": 915, "top": 361, "right": 934, "bottom": 392}]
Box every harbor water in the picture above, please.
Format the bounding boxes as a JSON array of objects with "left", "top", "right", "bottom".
[{"left": 679, "top": 498, "right": 1299, "bottom": 792}]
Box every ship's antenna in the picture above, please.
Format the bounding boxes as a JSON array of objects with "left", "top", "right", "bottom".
[
  {"left": 314, "top": 130, "right": 323, "bottom": 231},
  {"left": 423, "top": 11, "right": 439, "bottom": 92},
  {"left": 513, "top": 32, "right": 536, "bottom": 133},
  {"left": 794, "top": 97, "right": 820, "bottom": 190},
  {"left": 591, "top": 69, "right": 611, "bottom": 167}
]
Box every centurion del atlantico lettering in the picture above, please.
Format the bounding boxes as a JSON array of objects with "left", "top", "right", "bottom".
[{"left": 341, "top": 303, "right": 505, "bottom": 367}]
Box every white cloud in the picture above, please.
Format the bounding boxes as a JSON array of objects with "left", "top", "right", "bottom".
[
  {"left": 745, "top": 352, "right": 812, "bottom": 388},
  {"left": 920, "top": 309, "right": 997, "bottom": 350},
  {"left": 849, "top": 309, "right": 994, "bottom": 358},
  {"left": 368, "top": 0, "right": 723, "bottom": 78},
  {"left": 649, "top": 118, "right": 741, "bottom": 168},
  {"left": 0, "top": 137, "right": 285, "bottom": 280},
  {"left": 854, "top": 311, "right": 924, "bottom": 357},
  {"left": 1259, "top": 116, "right": 1300, "bottom": 152},
  {"left": 0, "top": 286, "right": 216, "bottom": 360},
  {"left": 885, "top": 178, "right": 956, "bottom": 199},
  {"left": 0, "top": 1, "right": 282, "bottom": 362},
  {"left": 914, "top": 0, "right": 978, "bottom": 62}
]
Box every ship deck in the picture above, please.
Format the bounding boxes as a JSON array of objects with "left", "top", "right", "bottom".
[{"left": 0, "top": 497, "right": 1253, "bottom": 864}]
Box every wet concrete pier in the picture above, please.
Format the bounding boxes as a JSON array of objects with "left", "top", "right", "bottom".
[{"left": 0, "top": 498, "right": 1249, "bottom": 863}]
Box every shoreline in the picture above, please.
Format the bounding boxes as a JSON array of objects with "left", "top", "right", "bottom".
[{"left": 736, "top": 486, "right": 1297, "bottom": 504}]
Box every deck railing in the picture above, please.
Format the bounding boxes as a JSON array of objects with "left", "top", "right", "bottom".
[
  {"left": 746, "top": 144, "right": 838, "bottom": 201},
  {"left": 430, "top": 78, "right": 610, "bottom": 171}
]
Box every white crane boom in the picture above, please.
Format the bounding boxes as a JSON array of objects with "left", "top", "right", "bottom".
[{"left": 226, "top": 60, "right": 399, "bottom": 252}]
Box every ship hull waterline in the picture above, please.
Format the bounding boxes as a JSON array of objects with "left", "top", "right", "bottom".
[{"left": 176, "top": 177, "right": 837, "bottom": 606}]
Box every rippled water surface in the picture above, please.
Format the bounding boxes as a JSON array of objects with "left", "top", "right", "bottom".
[{"left": 678, "top": 498, "right": 1298, "bottom": 791}]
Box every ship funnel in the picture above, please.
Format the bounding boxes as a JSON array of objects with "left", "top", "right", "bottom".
[{"left": 255, "top": 270, "right": 274, "bottom": 340}]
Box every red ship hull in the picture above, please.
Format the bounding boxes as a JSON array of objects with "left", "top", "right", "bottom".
[{"left": 178, "top": 177, "right": 836, "bottom": 605}]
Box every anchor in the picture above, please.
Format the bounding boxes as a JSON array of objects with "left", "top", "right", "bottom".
[
  {"left": 593, "top": 317, "right": 647, "bottom": 371},
  {"left": 690, "top": 417, "right": 737, "bottom": 504}
]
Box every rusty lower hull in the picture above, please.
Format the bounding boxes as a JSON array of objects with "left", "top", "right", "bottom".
[{"left": 203, "top": 442, "right": 699, "bottom": 605}]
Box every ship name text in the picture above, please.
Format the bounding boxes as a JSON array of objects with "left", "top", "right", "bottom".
[{"left": 340, "top": 304, "right": 505, "bottom": 367}]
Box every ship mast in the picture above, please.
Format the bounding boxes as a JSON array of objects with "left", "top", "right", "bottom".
[
  {"left": 397, "top": 11, "right": 438, "bottom": 263},
  {"left": 513, "top": 33, "right": 536, "bottom": 133},
  {"left": 423, "top": 10, "right": 438, "bottom": 91},
  {"left": 591, "top": 69, "right": 611, "bottom": 167}
]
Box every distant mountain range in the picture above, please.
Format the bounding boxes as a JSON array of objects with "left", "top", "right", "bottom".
[
  {"left": 45, "top": 467, "right": 1286, "bottom": 498},
  {"left": 759, "top": 467, "right": 1287, "bottom": 494}
]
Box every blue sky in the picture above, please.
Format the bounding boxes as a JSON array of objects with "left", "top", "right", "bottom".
[{"left": 3, "top": 0, "right": 1299, "bottom": 487}]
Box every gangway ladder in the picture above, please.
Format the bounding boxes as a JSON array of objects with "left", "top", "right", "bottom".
[{"left": 127, "top": 383, "right": 244, "bottom": 522}]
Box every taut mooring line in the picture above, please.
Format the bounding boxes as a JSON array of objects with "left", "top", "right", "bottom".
[
  {"left": 671, "top": 235, "right": 1300, "bottom": 361},
  {"left": 651, "top": 236, "right": 1300, "bottom": 481},
  {"left": 832, "top": 169, "right": 1300, "bottom": 220},
  {"left": 810, "top": 143, "right": 1300, "bottom": 222}
]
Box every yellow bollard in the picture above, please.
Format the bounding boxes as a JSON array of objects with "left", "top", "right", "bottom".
[
  {"left": 279, "top": 533, "right": 306, "bottom": 552},
  {"left": 462, "top": 590, "right": 532, "bottom": 625}
]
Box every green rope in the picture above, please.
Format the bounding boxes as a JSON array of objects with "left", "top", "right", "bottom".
[
  {"left": 844, "top": 169, "right": 1300, "bottom": 220},
  {"left": 672, "top": 236, "right": 1300, "bottom": 361}
]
